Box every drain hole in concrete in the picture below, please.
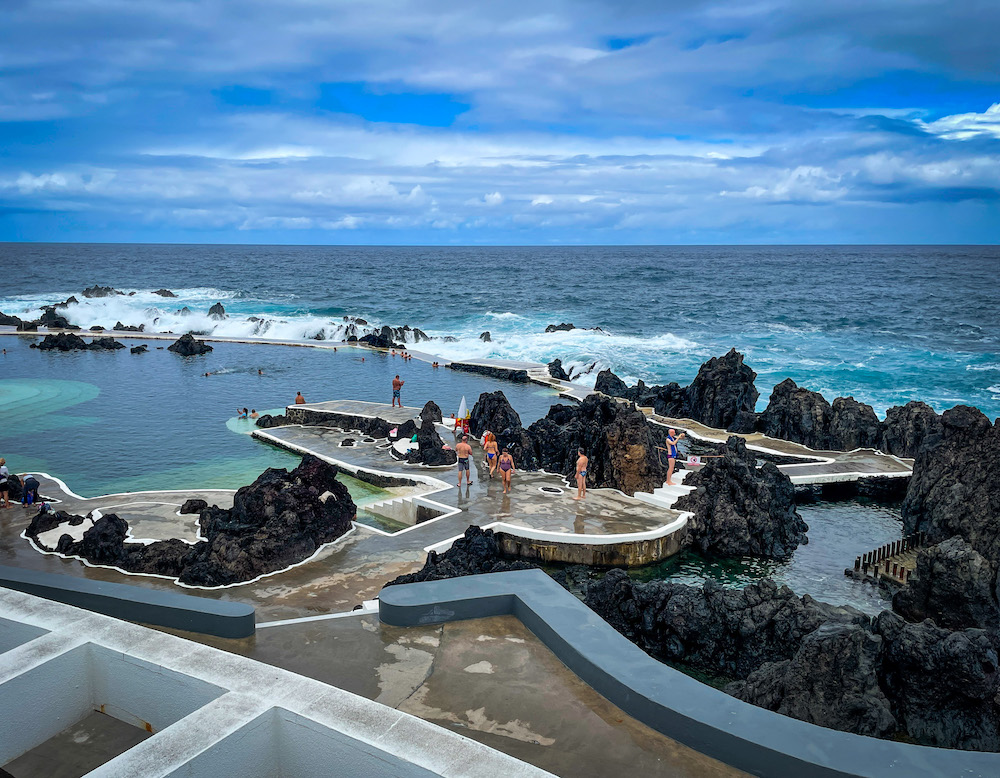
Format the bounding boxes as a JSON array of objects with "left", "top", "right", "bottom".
[{"left": 539, "top": 486, "right": 564, "bottom": 495}]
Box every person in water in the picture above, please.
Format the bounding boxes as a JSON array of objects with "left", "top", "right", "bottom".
[
  {"left": 665, "top": 429, "right": 687, "bottom": 485},
  {"left": 498, "top": 448, "right": 515, "bottom": 494},
  {"left": 574, "top": 448, "right": 588, "bottom": 500},
  {"left": 295, "top": 391, "right": 306, "bottom": 404},
  {"left": 455, "top": 435, "right": 473, "bottom": 486},
  {"left": 0, "top": 458, "right": 9, "bottom": 509},
  {"left": 250, "top": 409, "right": 259, "bottom": 419},
  {"left": 236, "top": 408, "right": 247, "bottom": 419},
  {"left": 483, "top": 432, "right": 499, "bottom": 477},
  {"left": 392, "top": 375, "right": 404, "bottom": 407}
]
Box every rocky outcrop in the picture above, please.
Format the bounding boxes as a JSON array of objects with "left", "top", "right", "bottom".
[
  {"left": 728, "top": 623, "right": 897, "bottom": 738},
  {"left": 881, "top": 401, "right": 942, "bottom": 458},
  {"left": 675, "top": 436, "right": 808, "bottom": 560},
  {"left": 479, "top": 331, "right": 491, "bottom": 342},
  {"left": 407, "top": 402, "right": 457, "bottom": 466},
  {"left": 31, "top": 333, "right": 124, "bottom": 351},
  {"left": 758, "top": 379, "right": 833, "bottom": 449},
  {"left": 82, "top": 285, "right": 122, "bottom": 298},
  {"left": 27, "top": 456, "right": 356, "bottom": 588},
  {"left": 447, "top": 362, "right": 529, "bottom": 382},
  {"left": 130, "top": 345, "right": 148, "bottom": 354},
  {"left": 419, "top": 400, "right": 442, "bottom": 424},
  {"left": 255, "top": 413, "right": 288, "bottom": 429},
  {"left": 384, "top": 526, "right": 536, "bottom": 587},
  {"left": 684, "top": 348, "right": 759, "bottom": 431},
  {"left": 167, "top": 333, "right": 214, "bottom": 356},
  {"left": 902, "top": 406, "right": 1000, "bottom": 565},
  {"left": 469, "top": 391, "right": 536, "bottom": 468},
  {"left": 358, "top": 325, "right": 403, "bottom": 350},
  {"left": 892, "top": 537, "right": 1000, "bottom": 632},
  {"left": 36, "top": 308, "right": 76, "bottom": 329},
  {"left": 526, "top": 394, "right": 664, "bottom": 495},
  {"left": 0, "top": 311, "right": 23, "bottom": 327},
  {"left": 177, "top": 306, "right": 192, "bottom": 316},
  {"left": 585, "top": 571, "right": 865, "bottom": 678},
  {"left": 547, "top": 359, "right": 570, "bottom": 381},
  {"left": 113, "top": 321, "right": 144, "bottom": 332},
  {"left": 545, "top": 322, "right": 576, "bottom": 333},
  {"left": 595, "top": 369, "right": 629, "bottom": 398},
  {"left": 180, "top": 499, "right": 208, "bottom": 514},
  {"left": 208, "top": 302, "right": 226, "bottom": 319},
  {"left": 829, "top": 396, "right": 881, "bottom": 450},
  {"left": 153, "top": 289, "right": 176, "bottom": 297},
  {"left": 876, "top": 611, "right": 1000, "bottom": 751}
]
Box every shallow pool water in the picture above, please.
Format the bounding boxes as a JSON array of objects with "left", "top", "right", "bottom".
[{"left": 0, "top": 337, "right": 558, "bottom": 497}]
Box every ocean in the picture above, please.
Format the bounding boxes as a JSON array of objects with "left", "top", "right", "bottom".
[{"left": 2, "top": 243, "right": 998, "bottom": 419}]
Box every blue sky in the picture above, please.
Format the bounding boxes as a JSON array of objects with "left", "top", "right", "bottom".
[{"left": 1, "top": 0, "right": 999, "bottom": 244}]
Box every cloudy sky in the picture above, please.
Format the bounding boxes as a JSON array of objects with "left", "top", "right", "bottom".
[{"left": 2, "top": 0, "right": 999, "bottom": 244}]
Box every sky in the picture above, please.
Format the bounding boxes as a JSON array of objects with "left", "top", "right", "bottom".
[{"left": 1, "top": 0, "right": 999, "bottom": 244}]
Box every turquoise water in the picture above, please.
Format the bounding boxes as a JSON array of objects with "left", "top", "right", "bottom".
[{"left": 0, "top": 337, "right": 556, "bottom": 498}]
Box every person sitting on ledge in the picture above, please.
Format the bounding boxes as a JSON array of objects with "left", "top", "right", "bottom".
[{"left": 295, "top": 391, "right": 306, "bottom": 404}]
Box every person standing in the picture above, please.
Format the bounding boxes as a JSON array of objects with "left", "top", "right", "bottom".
[
  {"left": 574, "top": 449, "right": 588, "bottom": 500},
  {"left": 483, "top": 432, "right": 499, "bottom": 478},
  {"left": 456, "top": 435, "right": 473, "bottom": 486},
  {"left": 392, "top": 375, "right": 405, "bottom": 408},
  {"left": 0, "top": 458, "right": 9, "bottom": 509},
  {"left": 665, "top": 429, "right": 686, "bottom": 485},
  {"left": 498, "top": 448, "right": 515, "bottom": 494}
]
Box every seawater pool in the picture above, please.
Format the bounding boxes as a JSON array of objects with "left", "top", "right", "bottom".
[{"left": 0, "top": 336, "right": 558, "bottom": 498}]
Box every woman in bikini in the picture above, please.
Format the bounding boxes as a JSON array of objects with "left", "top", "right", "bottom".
[
  {"left": 498, "top": 448, "right": 515, "bottom": 494},
  {"left": 484, "top": 432, "right": 499, "bottom": 478}
]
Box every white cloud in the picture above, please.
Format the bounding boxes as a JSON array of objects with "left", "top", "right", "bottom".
[
  {"left": 484, "top": 191, "right": 504, "bottom": 205},
  {"left": 921, "top": 103, "right": 1000, "bottom": 141}
]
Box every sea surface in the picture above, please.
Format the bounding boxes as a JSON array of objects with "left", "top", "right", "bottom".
[
  {"left": 1, "top": 243, "right": 997, "bottom": 613},
  {"left": 1, "top": 243, "right": 998, "bottom": 419}
]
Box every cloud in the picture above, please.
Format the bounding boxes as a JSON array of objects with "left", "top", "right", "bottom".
[{"left": 922, "top": 103, "right": 1000, "bottom": 141}]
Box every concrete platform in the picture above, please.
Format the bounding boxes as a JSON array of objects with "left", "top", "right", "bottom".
[{"left": 293, "top": 399, "right": 422, "bottom": 426}]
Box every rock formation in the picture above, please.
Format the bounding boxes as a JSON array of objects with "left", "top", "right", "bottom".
[
  {"left": 594, "top": 369, "right": 629, "bottom": 397},
  {"left": 758, "top": 379, "right": 833, "bottom": 449},
  {"left": 675, "top": 436, "right": 808, "bottom": 560},
  {"left": 479, "top": 331, "right": 491, "bottom": 342},
  {"left": 36, "top": 309, "right": 76, "bottom": 329},
  {"left": 469, "top": 391, "right": 537, "bottom": 469},
  {"left": 406, "top": 402, "right": 457, "bottom": 466},
  {"left": 358, "top": 325, "right": 403, "bottom": 350},
  {"left": 180, "top": 499, "right": 208, "bottom": 514},
  {"left": 829, "top": 396, "right": 881, "bottom": 450},
  {"left": 153, "top": 289, "right": 176, "bottom": 297},
  {"left": 419, "top": 400, "right": 442, "bottom": 423},
  {"left": 902, "top": 406, "right": 1000, "bottom": 564},
  {"left": 684, "top": 348, "right": 759, "bottom": 431},
  {"left": 255, "top": 413, "right": 288, "bottom": 429},
  {"left": 167, "top": 333, "right": 214, "bottom": 356},
  {"left": 881, "top": 401, "right": 942, "bottom": 458},
  {"left": 208, "top": 302, "right": 227, "bottom": 319},
  {"left": 89, "top": 337, "right": 126, "bottom": 350},
  {"left": 31, "top": 333, "right": 125, "bottom": 351},
  {"left": 113, "top": 321, "right": 144, "bottom": 332},
  {"left": 82, "top": 285, "right": 122, "bottom": 298},
  {"left": 545, "top": 322, "right": 576, "bottom": 332},
  {"left": 526, "top": 394, "right": 664, "bottom": 495},
  {"left": 0, "top": 311, "right": 23, "bottom": 327},
  {"left": 384, "top": 526, "right": 536, "bottom": 587},
  {"left": 547, "top": 359, "right": 570, "bottom": 381},
  {"left": 26, "top": 456, "right": 356, "bottom": 588},
  {"left": 130, "top": 345, "right": 148, "bottom": 354}
]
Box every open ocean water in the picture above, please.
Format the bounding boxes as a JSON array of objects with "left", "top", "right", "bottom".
[{"left": 1, "top": 243, "right": 997, "bottom": 612}]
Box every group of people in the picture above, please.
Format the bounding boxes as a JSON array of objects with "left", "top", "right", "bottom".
[
  {"left": 236, "top": 408, "right": 260, "bottom": 419},
  {"left": 0, "top": 458, "right": 41, "bottom": 509},
  {"left": 390, "top": 349, "right": 415, "bottom": 361}
]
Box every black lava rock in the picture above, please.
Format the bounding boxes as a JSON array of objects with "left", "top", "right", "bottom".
[
  {"left": 180, "top": 498, "right": 209, "bottom": 515},
  {"left": 684, "top": 348, "right": 759, "bottom": 432},
  {"left": 469, "top": 390, "right": 537, "bottom": 469},
  {"left": 208, "top": 302, "right": 226, "bottom": 319},
  {"left": 384, "top": 526, "right": 536, "bottom": 586},
  {"left": 547, "top": 358, "right": 570, "bottom": 381},
  {"left": 167, "top": 333, "right": 214, "bottom": 356}
]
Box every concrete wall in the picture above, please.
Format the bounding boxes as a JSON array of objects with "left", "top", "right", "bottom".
[{"left": 497, "top": 526, "right": 688, "bottom": 567}]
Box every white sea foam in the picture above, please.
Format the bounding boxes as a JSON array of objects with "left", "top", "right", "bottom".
[{"left": 967, "top": 363, "right": 1000, "bottom": 372}]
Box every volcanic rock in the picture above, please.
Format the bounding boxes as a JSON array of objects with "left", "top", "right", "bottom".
[
  {"left": 36, "top": 308, "right": 76, "bottom": 329},
  {"left": 384, "top": 526, "right": 536, "bottom": 587},
  {"left": 167, "top": 333, "right": 214, "bottom": 356},
  {"left": 82, "top": 285, "right": 122, "bottom": 298},
  {"left": 153, "top": 289, "right": 177, "bottom": 297},
  {"left": 547, "top": 359, "right": 570, "bottom": 381},
  {"left": 0, "top": 311, "right": 23, "bottom": 327},
  {"left": 207, "top": 302, "right": 226, "bottom": 319},
  {"left": 892, "top": 537, "right": 1000, "bottom": 632},
  {"left": 829, "top": 396, "right": 881, "bottom": 450},
  {"left": 758, "top": 378, "right": 833, "bottom": 449},
  {"left": 545, "top": 322, "right": 576, "bottom": 333},
  {"left": 359, "top": 325, "right": 402, "bottom": 350},
  {"left": 180, "top": 499, "right": 208, "bottom": 515},
  {"left": 902, "top": 405, "right": 1000, "bottom": 565},
  {"left": 177, "top": 306, "right": 192, "bottom": 316},
  {"left": 420, "top": 400, "right": 443, "bottom": 424},
  {"left": 88, "top": 337, "right": 125, "bottom": 351},
  {"left": 881, "top": 401, "right": 942, "bottom": 458},
  {"left": 130, "top": 345, "right": 148, "bottom": 354},
  {"left": 255, "top": 413, "right": 288, "bottom": 429},
  {"left": 584, "top": 571, "right": 865, "bottom": 679},
  {"left": 727, "top": 622, "right": 897, "bottom": 738},
  {"left": 876, "top": 611, "right": 1000, "bottom": 751},
  {"left": 407, "top": 414, "right": 457, "bottom": 467},
  {"left": 113, "top": 321, "right": 144, "bottom": 332},
  {"left": 595, "top": 369, "right": 629, "bottom": 397},
  {"left": 479, "top": 331, "right": 491, "bottom": 342},
  {"left": 16, "top": 321, "right": 38, "bottom": 331},
  {"left": 526, "top": 394, "right": 664, "bottom": 495},
  {"left": 469, "top": 391, "right": 536, "bottom": 469},
  {"left": 684, "top": 348, "right": 759, "bottom": 431},
  {"left": 676, "top": 436, "right": 807, "bottom": 560},
  {"left": 89, "top": 325, "right": 105, "bottom": 331},
  {"left": 32, "top": 333, "right": 88, "bottom": 351}
]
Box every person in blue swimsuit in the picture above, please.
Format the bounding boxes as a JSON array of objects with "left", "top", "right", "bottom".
[
  {"left": 574, "top": 448, "right": 589, "bottom": 500},
  {"left": 665, "top": 429, "right": 686, "bottom": 485}
]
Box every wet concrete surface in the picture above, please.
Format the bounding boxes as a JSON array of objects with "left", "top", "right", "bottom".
[{"left": 179, "top": 613, "right": 745, "bottom": 778}]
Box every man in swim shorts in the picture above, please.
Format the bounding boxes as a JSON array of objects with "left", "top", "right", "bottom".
[
  {"left": 392, "top": 375, "right": 404, "bottom": 407},
  {"left": 574, "top": 448, "right": 588, "bottom": 500},
  {"left": 665, "top": 429, "right": 686, "bottom": 485},
  {"left": 295, "top": 391, "right": 306, "bottom": 404},
  {"left": 456, "top": 435, "right": 473, "bottom": 485}
]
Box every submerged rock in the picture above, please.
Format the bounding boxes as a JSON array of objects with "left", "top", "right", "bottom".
[
  {"left": 88, "top": 336, "right": 125, "bottom": 351},
  {"left": 130, "top": 344, "right": 148, "bottom": 354},
  {"left": 384, "top": 526, "right": 536, "bottom": 587},
  {"left": 167, "top": 333, "right": 213, "bottom": 356},
  {"left": 675, "top": 436, "right": 808, "bottom": 560},
  {"left": 902, "top": 405, "right": 1000, "bottom": 565},
  {"left": 547, "top": 358, "right": 570, "bottom": 381},
  {"left": 469, "top": 391, "right": 537, "bottom": 469},
  {"left": 526, "top": 394, "right": 664, "bottom": 495},
  {"left": 684, "top": 348, "right": 759, "bottom": 431}
]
